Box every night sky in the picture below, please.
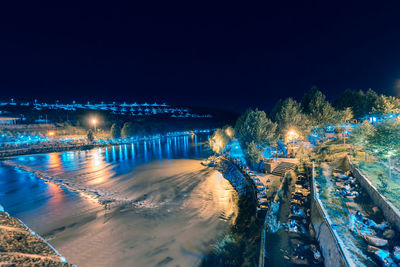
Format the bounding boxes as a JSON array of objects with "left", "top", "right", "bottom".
[{"left": 1, "top": 2, "right": 400, "bottom": 112}]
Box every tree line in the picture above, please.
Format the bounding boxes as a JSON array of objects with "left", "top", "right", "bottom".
[{"left": 210, "top": 86, "right": 400, "bottom": 167}]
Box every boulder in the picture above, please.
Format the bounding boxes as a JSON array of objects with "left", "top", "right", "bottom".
[
  {"left": 383, "top": 229, "right": 396, "bottom": 240},
  {"left": 393, "top": 246, "right": 400, "bottom": 262},
  {"left": 372, "top": 206, "right": 380, "bottom": 214}
]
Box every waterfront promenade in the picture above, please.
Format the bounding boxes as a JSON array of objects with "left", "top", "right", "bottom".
[
  {"left": 0, "top": 132, "right": 202, "bottom": 158},
  {"left": 0, "top": 142, "right": 98, "bottom": 158}
]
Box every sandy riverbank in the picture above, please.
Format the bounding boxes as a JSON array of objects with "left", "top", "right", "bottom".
[
  {"left": 201, "top": 156, "right": 262, "bottom": 266},
  {"left": 0, "top": 211, "right": 72, "bottom": 267}
]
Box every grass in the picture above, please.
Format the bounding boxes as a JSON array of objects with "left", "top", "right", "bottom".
[
  {"left": 352, "top": 156, "right": 400, "bottom": 209},
  {"left": 315, "top": 138, "right": 400, "bottom": 211},
  {"left": 313, "top": 141, "right": 352, "bottom": 163}
]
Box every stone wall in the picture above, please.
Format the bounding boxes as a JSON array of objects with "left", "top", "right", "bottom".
[
  {"left": 348, "top": 157, "right": 400, "bottom": 232},
  {"left": 215, "top": 157, "right": 255, "bottom": 198}
]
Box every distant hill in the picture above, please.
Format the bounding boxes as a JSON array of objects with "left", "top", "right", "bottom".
[{"left": 0, "top": 101, "right": 238, "bottom": 133}]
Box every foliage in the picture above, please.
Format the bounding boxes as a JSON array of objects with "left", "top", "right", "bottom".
[
  {"left": 245, "top": 141, "right": 262, "bottom": 166},
  {"left": 234, "top": 109, "right": 251, "bottom": 140},
  {"left": 301, "top": 87, "right": 338, "bottom": 126},
  {"left": 334, "top": 89, "right": 379, "bottom": 118},
  {"left": 121, "top": 122, "right": 137, "bottom": 138},
  {"left": 366, "top": 118, "right": 400, "bottom": 160},
  {"left": 296, "top": 143, "right": 310, "bottom": 164},
  {"left": 335, "top": 107, "right": 353, "bottom": 123},
  {"left": 110, "top": 123, "right": 121, "bottom": 139},
  {"left": 270, "top": 97, "right": 311, "bottom": 143},
  {"left": 223, "top": 125, "right": 235, "bottom": 139},
  {"left": 377, "top": 173, "right": 388, "bottom": 193},
  {"left": 372, "top": 95, "right": 400, "bottom": 115},
  {"left": 209, "top": 128, "right": 231, "bottom": 153},
  {"left": 351, "top": 120, "right": 374, "bottom": 148},
  {"left": 87, "top": 129, "right": 94, "bottom": 142},
  {"left": 235, "top": 108, "right": 277, "bottom": 149},
  {"left": 354, "top": 160, "right": 400, "bottom": 208}
]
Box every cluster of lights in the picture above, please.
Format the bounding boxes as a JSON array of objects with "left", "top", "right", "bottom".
[{"left": 0, "top": 100, "right": 213, "bottom": 118}]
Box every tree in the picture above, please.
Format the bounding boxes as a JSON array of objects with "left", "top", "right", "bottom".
[
  {"left": 365, "top": 89, "right": 379, "bottom": 114},
  {"left": 301, "top": 86, "right": 319, "bottom": 115},
  {"left": 235, "top": 109, "right": 277, "bottom": 149},
  {"left": 121, "top": 122, "right": 134, "bottom": 138},
  {"left": 87, "top": 129, "right": 94, "bottom": 142},
  {"left": 246, "top": 141, "right": 263, "bottom": 168},
  {"left": 335, "top": 107, "right": 353, "bottom": 123},
  {"left": 208, "top": 128, "right": 231, "bottom": 154},
  {"left": 271, "top": 97, "right": 311, "bottom": 143},
  {"left": 367, "top": 118, "right": 400, "bottom": 180},
  {"left": 372, "top": 95, "right": 400, "bottom": 115},
  {"left": 334, "top": 89, "right": 378, "bottom": 119},
  {"left": 110, "top": 123, "right": 121, "bottom": 139},
  {"left": 296, "top": 143, "right": 310, "bottom": 165},
  {"left": 334, "top": 107, "right": 354, "bottom": 143},
  {"left": 301, "top": 87, "right": 337, "bottom": 126},
  {"left": 352, "top": 120, "right": 374, "bottom": 148},
  {"left": 223, "top": 125, "right": 235, "bottom": 139},
  {"left": 234, "top": 109, "right": 251, "bottom": 139}
]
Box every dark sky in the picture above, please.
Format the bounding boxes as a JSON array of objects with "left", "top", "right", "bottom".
[{"left": 1, "top": 2, "right": 400, "bottom": 112}]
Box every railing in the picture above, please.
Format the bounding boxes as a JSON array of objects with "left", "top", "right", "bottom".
[{"left": 311, "top": 162, "right": 354, "bottom": 267}]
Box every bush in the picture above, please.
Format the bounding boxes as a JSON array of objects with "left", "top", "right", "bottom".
[
  {"left": 110, "top": 123, "right": 121, "bottom": 139},
  {"left": 87, "top": 129, "right": 94, "bottom": 142}
]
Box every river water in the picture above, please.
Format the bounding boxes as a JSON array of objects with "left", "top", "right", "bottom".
[{"left": 0, "top": 135, "right": 239, "bottom": 267}]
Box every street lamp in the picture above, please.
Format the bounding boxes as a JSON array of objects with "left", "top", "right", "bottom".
[
  {"left": 92, "top": 118, "right": 97, "bottom": 132},
  {"left": 286, "top": 129, "right": 298, "bottom": 157},
  {"left": 287, "top": 129, "right": 298, "bottom": 143},
  {"left": 388, "top": 151, "right": 393, "bottom": 180}
]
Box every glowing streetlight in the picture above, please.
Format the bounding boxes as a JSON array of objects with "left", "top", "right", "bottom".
[
  {"left": 287, "top": 129, "right": 298, "bottom": 143},
  {"left": 91, "top": 118, "right": 97, "bottom": 132},
  {"left": 47, "top": 131, "right": 55, "bottom": 137}
]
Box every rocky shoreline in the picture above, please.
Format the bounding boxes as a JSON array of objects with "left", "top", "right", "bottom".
[{"left": 0, "top": 209, "right": 73, "bottom": 267}]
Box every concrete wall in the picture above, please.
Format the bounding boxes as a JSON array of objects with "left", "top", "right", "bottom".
[
  {"left": 311, "top": 163, "right": 352, "bottom": 267},
  {"left": 348, "top": 157, "right": 400, "bottom": 232},
  {"left": 311, "top": 200, "right": 349, "bottom": 267}
]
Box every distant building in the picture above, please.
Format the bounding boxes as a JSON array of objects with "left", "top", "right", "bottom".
[{"left": 0, "top": 117, "right": 20, "bottom": 125}]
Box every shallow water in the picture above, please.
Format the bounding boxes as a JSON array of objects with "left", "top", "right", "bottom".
[{"left": 0, "top": 135, "right": 239, "bottom": 267}]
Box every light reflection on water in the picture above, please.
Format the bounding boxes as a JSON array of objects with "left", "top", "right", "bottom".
[{"left": 0, "top": 134, "right": 238, "bottom": 267}]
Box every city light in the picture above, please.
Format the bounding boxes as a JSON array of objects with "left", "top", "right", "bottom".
[{"left": 47, "top": 131, "right": 55, "bottom": 137}]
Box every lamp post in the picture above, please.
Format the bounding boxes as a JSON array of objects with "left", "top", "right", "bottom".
[
  {"left": 388, "top": 151, "right": 393, "bottom": 181},
  {"left": 92, "top": 119, "right": 97, "bottom": 133},
  {"left": 287, "top": 129, "right": 298, "bottom": 157},
  {"left": 364, "top": 140, "right": 368, "bottom": 161}
]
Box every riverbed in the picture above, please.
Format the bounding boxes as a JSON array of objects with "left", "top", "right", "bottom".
[{"left": 0, "top": 135, "right": 239, "bottom": 267}]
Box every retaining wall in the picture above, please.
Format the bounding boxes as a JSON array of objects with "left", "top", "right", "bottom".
[
  {"left": 311, "top": 200, "right": 350, "bottom": 267},
  {"left": 311, "top": 164, "right": 352, "bottom": 267}
]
